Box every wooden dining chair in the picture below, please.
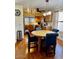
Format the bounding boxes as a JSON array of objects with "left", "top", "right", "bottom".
[{"left": 26, "top": 30, "right": 38, "bottom": 52}]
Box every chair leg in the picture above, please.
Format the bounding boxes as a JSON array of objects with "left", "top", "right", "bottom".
[
  {"left": 45, "top": 48, "right": 48, "bottom": 56},
  {"left": 28, "top": 43, "right": 30, "bottom": 52},
  {"left": 28, "top": 48, "right": 30, "bottom": 52},
  {"left": 45, "top": 46, "right": 49, "bottom": 56},
  {"left": 53, "top": 48, "right": 55, "bottom": 55},
  {"left": 53, "top": 45, "right": 56, "bottom": 55}
]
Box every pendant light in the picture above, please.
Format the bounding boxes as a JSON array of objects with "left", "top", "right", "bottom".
[{"left": 43, "top": 0, "right": 51, "bottom": 16}]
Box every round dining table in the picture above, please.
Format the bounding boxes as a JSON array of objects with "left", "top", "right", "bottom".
[
  {"left": 31, "top": 30, "right": 55, "bottom": 52},
  {"left": 31, "top": 30, "right": 55, "bottom": 37}
]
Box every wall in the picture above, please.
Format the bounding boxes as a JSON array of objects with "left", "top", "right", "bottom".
[
  {"left": 15, "top": 5, "right": 24, "bottom": 40},
  {"left": 52, "top": 12, "right": 59, "bottom": 29}
]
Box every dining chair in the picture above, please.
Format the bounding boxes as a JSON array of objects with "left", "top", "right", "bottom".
[
  {"left": 36, "top": 27, "right": 41, "bottom": 30},
  {"left": 26, "top": 30, "right": 38, "bottom": 52},
  {"left": 35, "top": 25, "right": 41, "bottom": 30},
  {"left": 42, "top": 33, "right": 58, "bottom": 56},
  {"left": 52, "top": 29, "right": 59, "bottom": 33}
]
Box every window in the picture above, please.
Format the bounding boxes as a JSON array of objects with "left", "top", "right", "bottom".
[
  {"left": 29, "top": 17, "right": 35, "bottom": 23},
  {"left": 58, "top": 11, "right": 63, "bottom": 32},
  {"left": 24, "top": 17, "right": 35, "bottom": 25},
  {"left": 25, "top": 17, "right": 29, "bottom": 25},
  {"left": 53, "top": 11, "right": 63, "bottom": 39}
]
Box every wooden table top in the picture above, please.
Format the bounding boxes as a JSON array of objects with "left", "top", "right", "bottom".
[{"left": 31, "top": 30, "right": 55, "bottom": 37}]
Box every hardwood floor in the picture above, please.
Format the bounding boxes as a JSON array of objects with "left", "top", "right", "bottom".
[{"left": 15, "top": 35, "right": 63, "bottom": 59}]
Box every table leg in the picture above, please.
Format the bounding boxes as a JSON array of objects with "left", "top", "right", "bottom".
[{"left": 38, "top": 37, "right": 41, "bottom": 52}]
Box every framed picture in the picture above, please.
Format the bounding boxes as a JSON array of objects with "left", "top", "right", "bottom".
[{"left": 44, "top": 15, "right": 52, "bottom": 22}]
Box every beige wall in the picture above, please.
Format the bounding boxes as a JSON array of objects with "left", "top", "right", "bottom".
[
  {"left": 52, "top": 12, "right": 59, "bottom": 29},
  {"left": 15, "top": 5, "right": 24, "bottom": 40}
]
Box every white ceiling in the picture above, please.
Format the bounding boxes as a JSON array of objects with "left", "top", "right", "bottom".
[{"left": 15, "top": 0, "right": 63, "bottom": 11}]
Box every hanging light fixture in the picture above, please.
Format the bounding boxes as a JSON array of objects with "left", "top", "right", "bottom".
[
  {"left": 43, "top": 0, "right": 51, "bottom": 16},
  {"left": 46, "top": 0, "right": 49, "bottom": 2},
  {"left": 43, "top": 11, "right": 51, "bottom": 16}
]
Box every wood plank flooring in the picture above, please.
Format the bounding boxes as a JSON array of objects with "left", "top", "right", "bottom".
[{"left": 15, "top": 35, "right": 63, "bottom": 59}]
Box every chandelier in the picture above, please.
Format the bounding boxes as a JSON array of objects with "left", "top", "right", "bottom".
[{"left": 43, "top": 0, "right": 51, "bottom": 16}]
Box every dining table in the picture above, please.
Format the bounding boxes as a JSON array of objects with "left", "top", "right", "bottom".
[{"left": 31, "top": 30, "right": 55, "bottom": 52}]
